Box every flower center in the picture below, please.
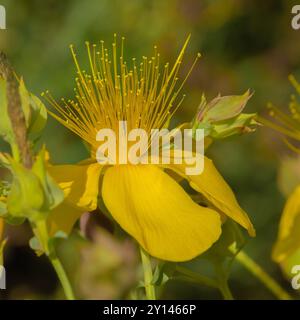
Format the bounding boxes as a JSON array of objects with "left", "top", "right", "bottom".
[{"left": 43, "top": 34, "right": 200, "bottom": 154}]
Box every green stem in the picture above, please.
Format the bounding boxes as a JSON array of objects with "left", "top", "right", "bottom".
[
  {"left": 49, "top": 252, "right": 75, "bottom": 300},
  {"left": 139, "top": 247, "right": 156, "bottom": 300},
  {"left": 176, "top": 265, "right": 234, "bottom": 300},
  {"left": 235, "top": 250, "right": 292, "bottom": 300},
  {"left": 33, "top": 220, "right": 75, "bottom": 300},
  {"left": 175, "top": 265, "right": 218, "bottom": 288},
  {"left": 214, "top": 264, "right": 234, "bottom": 300},
  {"left": 218, "top": 281, "right": 234, "bottom": 300}
]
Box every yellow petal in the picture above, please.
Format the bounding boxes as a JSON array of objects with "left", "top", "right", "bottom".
[
  {"left": 272, "top": 186, "right": 300, "bottom": 262},
  {"left": 102, "top": 164, "right": 222, "bottom": 262},
  {"left": 47, "top": 162, "right": 102, "bottom": 211},
  {"left": 47, "top": 201, "right": 84, "bottom": 236},
  {"left": 165, "top": 152, "right": 255, "bottom": 236}
]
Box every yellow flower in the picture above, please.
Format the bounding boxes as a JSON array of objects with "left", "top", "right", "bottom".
[
  {"left": 272, "top": 186, "right": 300, "bottom": 263},
  {"left": 44, "top": 35, "right": 254, "bottom": 262},
  {"left": 266, "top": 76, "right": 300, "bottom": 267}
]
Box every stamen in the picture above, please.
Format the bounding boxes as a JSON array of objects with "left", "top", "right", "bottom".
[{"left": 43, "top": 35, "right": 199, "bottom": 150}]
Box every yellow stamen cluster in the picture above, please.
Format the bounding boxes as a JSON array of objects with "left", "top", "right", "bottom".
[{"left": 43, "top": 34, "right": 200, "bottom": 150}]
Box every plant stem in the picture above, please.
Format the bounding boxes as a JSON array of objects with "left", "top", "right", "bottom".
[
  {"left": 0, "top": 53, "right": 74, "bottom": 300},
  {"left": 235, "top": 250, "right": 292, "bottom": 300},
  {"left": 49, "top": 251, "right": 75, "bottom": 300},
  {"left": 139, "top": 247, "right": 156, "bottom": 300},
  {"left": 214, "top": 264, "right": 234, "bottom": 300},
  {"left": 218, "top": 281, "right": 234, "bottom": 300},
  {"left": 176, "top": 265, "right": 234, "bottom": 299},
  {"left": 34, "top": 220, "right": 75, "bottom": 300},
  {"left": 175, "top": 265, "right": 218, "bottom": 288}
]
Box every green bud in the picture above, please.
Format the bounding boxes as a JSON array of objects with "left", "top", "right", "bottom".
[
  {"left": 0, "top": 183, "right": 24, "bottom": 225},
  {"left": 0, "top": 77, "right": 47, "bottom": 144},
  {"left": 197, "top": 91, "right": 252, "bottom": 122},
  {"left": 6, "top": 149, "right": 63, "bottom": 222},
  {"left": 32, "top": 148, "right": 64, "bottom": 211},
  {"left": 209, "top": 113, "right": 258, "bottom": 139},
  {"left": 7, "top": 158, "right": 45, "bottom": 221},
  {"left": 192, "top": 91, "right": 257, "bottom": 139},
  {"left": 19, "top": 79, "right": 47, "bottom": 140}
]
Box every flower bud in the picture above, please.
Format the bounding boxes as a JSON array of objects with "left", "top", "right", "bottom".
[{"left": 192, "top": 91, "right": 257, "bottom": 139}]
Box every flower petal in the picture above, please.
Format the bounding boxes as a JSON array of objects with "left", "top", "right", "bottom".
[
  {"left": 102, "top": 164, "right": 222, "bottom": 262},
  {"left": 272, "top": 186, "right": 300, "bottom": 262},
  {"left": 47, "top": 201, "right": 84, "bottom": 236},
  {"left": 165, "top": 152, "right": 255, "bottom": 236},
  {"left": 47, "top": 162, "right": 102, "bottom": 211}
]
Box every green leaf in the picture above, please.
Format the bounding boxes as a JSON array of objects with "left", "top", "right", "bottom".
[
  {"left": 19, "top": 79, "right": 47, "bottom": 140},
  {"left": 0, "top": 78, "right": 14, "bottom": 143},
  {"left": 0, "top": 77, "right": 47, "bottom": 146},
  {"left": 7, "top": 158, "right": 45, "bottom": 221},
  {"left": 5, "top": 149, "right": 63, "bottom": 224},
  {"left": 18, "top": 78, "right": 31, "bottom": 126},
  {"left": 193, "top": 122, "right": 212, "bottom": 138},
  {"left": 151, "top": 263, "right": 170, "bottom": 287},
  {"left": 32, "top": 148, "right": 64, "bottom": 211},
  {"left": 210, "top": 113, "right": 258, "bottom": 139},
  {"left": 204, "top": 220, "right": 246, "bottom": 265},
  {"left": 28, "top": 94, "right": 47, "bottom": 139},
  {"left": 1, "top": 184, "right": 25, "bottom": 225}
]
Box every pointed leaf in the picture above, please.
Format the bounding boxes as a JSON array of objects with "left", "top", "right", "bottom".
[{"left": 0, "top": 78, "right": 14, "bottom": 143}]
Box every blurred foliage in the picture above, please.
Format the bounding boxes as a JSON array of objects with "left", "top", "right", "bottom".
[{"left": 1, "top": 0, "right": 300, "bottom": 299}]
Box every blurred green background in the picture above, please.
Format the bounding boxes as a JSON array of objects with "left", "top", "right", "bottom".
[{"left": 1, "top": 0, "right": 300, "bottom": 299}]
